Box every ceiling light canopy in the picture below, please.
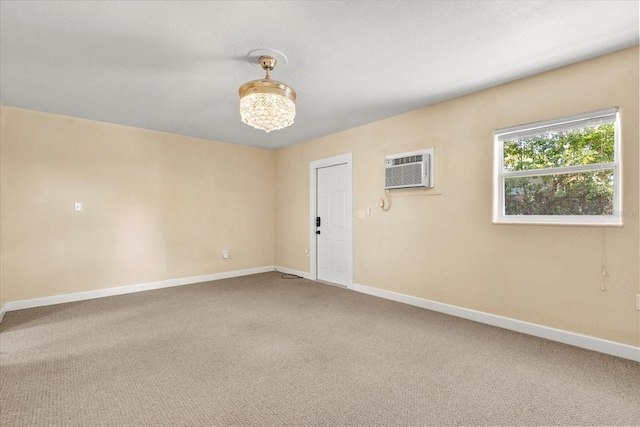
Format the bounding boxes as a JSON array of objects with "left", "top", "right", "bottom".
[{"left": 239, "top": 53, "right": 296, "bottom": 133}]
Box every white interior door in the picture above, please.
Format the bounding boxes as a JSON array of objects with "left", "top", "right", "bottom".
[{"left": 316, "top": 163, "right": 349, "bottom": 286}]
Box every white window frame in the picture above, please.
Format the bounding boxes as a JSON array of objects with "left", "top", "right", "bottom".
[{"left": 493, "top": 108, "right": 622, "bottom": 226}]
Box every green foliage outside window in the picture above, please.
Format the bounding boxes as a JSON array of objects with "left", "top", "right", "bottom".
[{"left": 503, "top": 124, "right": 615, "bottom": 216}]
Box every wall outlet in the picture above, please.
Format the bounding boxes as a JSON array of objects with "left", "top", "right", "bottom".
[
  {"left": 222, "top": 250, "right": 229, "bottom": 259},
  {"left": 357, "top": 210, "right": 365, "bottom": 219}
]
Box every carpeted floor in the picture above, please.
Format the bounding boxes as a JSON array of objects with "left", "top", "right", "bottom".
[{"left": 1, "top": 272, "right": 638, "bottom": 426}]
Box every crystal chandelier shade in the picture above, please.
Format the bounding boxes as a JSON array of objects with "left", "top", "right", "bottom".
[{"left": 238, "top": 55, "right": 296, "bottom": 133}]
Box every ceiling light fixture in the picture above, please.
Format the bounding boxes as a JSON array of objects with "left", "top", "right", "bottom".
[{"left": 239, "top": 53, "right": 296, "bottom": 133}]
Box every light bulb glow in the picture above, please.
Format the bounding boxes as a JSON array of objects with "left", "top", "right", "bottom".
[{"left": 240, "top": 92, "right": 296, "bottom": 133}]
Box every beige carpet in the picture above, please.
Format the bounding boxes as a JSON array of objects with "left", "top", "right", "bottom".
[{"left": 1, "top": 272, "right": 638, "bottom": 426}]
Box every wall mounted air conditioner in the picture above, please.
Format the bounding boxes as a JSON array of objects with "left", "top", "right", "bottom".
[{"left": 384, "top": 148, "right": 434, "bottom": 189}]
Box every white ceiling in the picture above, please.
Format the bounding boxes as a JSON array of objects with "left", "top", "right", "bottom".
[{"left": 1, "top": 1, "right": 638, "bottom": 150}]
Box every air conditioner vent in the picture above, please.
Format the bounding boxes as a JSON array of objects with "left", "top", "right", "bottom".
[
  {"left": 384, "top": 149, "right": 434, "bottom": 189},
  {"left": 391, "top": 155, "right": 423, "bottom": 165}
]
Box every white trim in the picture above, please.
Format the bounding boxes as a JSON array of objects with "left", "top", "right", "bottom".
[
  {"left": 0, "top": 266, "right": 273, "bottom": 318},
  {"left": 495, "top": 107, "right": 619, "bottom": 138},
  {"left": 503, "top": 162, "right": 616, "bottom": 178},
  {"left": 274, "top": 266, "right": 312, "bottom": 280},
  {"left": 352, "top": 282, "right": 640, "bottom": 362},
  {"left": 309, "top": 153, "right": 353, "bottom": 288},
  {"left": 493, "top": 109, "right": 622, "bottom": 226}
]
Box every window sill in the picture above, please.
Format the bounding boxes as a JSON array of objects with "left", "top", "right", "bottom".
[{"left": 492, "top": 215, "right": 623, "bottom": 226}]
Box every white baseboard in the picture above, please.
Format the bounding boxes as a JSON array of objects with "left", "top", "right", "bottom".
[
  {"left": 274, "top": 266, "right": 312, "bottom": 280},
  {"left": 352, "top": 282, "right": 640, "bottom": 362},
  {"left": 2, "top": 269, "right": 637, "bottom": 362},
  {"left": 0, "top": 266, "right": 274, "bottom": 317}
]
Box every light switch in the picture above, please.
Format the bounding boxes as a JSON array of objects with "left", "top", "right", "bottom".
[{"left": 74, "top": 202, "right": 82, "bottom": 212}]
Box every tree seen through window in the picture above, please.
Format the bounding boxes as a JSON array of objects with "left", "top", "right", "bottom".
[{"left": 503, "top": 123, "right": 615, "bottom": 216}]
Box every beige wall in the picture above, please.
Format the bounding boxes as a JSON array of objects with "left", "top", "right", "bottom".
[
  {"left": 0, "top": 107, "right": 275, "bottom": 307},
  {"left": 1, "top": 47, "right": 638, "bottom": 348},
  {"left": 275, "top": 46, "right": 639, "bottom": 346}
]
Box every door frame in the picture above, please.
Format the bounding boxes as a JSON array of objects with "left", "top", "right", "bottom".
[{"left": 309, "top": 153, "right": 353, "bottom": 288}]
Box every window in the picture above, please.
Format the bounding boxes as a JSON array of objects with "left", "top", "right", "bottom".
[{"left": 493, "top": 108, "right": 621, "bottom": 225}]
